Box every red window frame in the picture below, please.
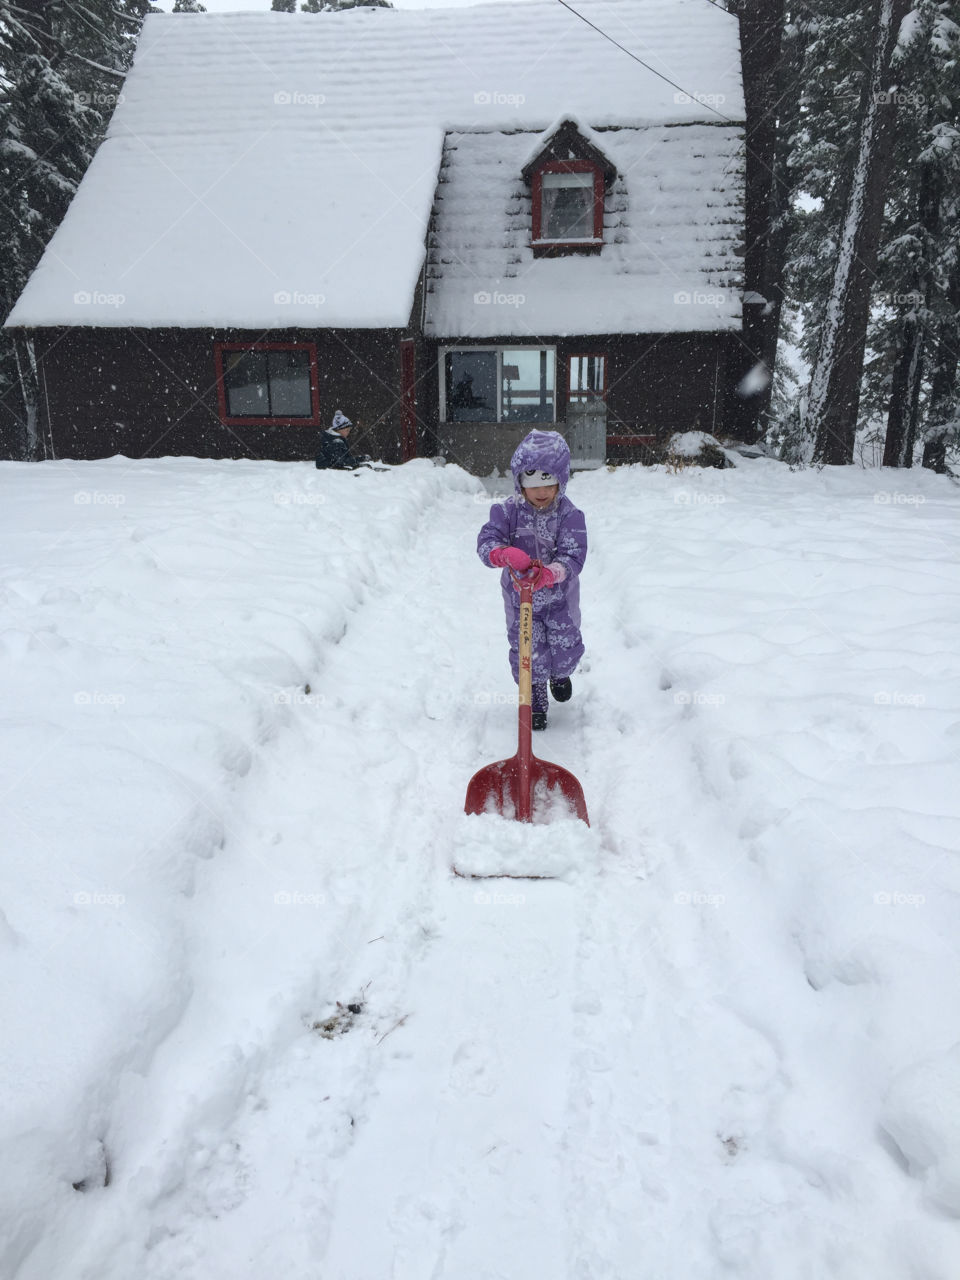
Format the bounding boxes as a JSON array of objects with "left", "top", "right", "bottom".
[
  {"left": 214, "top": 341, "right": 321, "bottom": 427},
  {"left": 531, "top": 160, "right": 604, "bottom": 248},
  {"left": 567, "top": 352, "right": 607, "bottom": 405}
]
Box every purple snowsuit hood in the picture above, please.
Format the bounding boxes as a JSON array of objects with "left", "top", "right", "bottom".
[{"left": 510, "top": 430, "right": 571, "bottom": 499}]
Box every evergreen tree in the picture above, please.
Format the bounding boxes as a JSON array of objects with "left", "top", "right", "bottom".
[
  {"left": 805, "top": 0, "right": 913, "bottom": 465},
  {"left": 0, "top": 0, "right": 156, "bottom": 458},
  {"left": 781, "top": 0, "right": 958, "bottom": 468},
  {"left": 921, "top": 256, "right": 960, "bottom": 470},
  {"left": 725, "top": 0, "right": 795, "bottom": 445},
  {"left": 875, "top": 2, "right": 960, "bottom": 468},
  {"left": 776, "top": 0, "right": 872, "bottom": 459}
]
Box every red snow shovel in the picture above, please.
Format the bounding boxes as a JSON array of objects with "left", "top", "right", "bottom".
[{"left": 465, "top": 563, "right": 589, "bottom": 825}]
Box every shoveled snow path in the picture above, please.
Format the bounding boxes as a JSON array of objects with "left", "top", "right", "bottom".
[
  {"left": 5, "top": 458, "right": 960, "bottom": 1279},
  {"left": 46, "top": 474, "right": 600, "bottom": 1280}
]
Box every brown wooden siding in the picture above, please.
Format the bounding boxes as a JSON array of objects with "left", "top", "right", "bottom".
[
  {"left": 27, "top": 324, "right": 742, "bottom": 471},
  {"left": 31, "top": 327, "right": 408, "bottom": 463}
]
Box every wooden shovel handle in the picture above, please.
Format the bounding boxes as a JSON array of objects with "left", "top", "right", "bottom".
[{"left": 508, "top": 561, "right": 541, "bottom": 821}]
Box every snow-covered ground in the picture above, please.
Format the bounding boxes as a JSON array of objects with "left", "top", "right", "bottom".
[{"left": 2, "top": 455, "right": 960, "bottom": 1278}]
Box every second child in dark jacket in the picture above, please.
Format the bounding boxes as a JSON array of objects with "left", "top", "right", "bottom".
[{"left": 316, "top": 410, "right": 365, "bottom": 470}]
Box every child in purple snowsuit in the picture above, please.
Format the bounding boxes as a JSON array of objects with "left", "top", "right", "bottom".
[{"left": 477, "top": 430, "right": 587, "bottom": 730}]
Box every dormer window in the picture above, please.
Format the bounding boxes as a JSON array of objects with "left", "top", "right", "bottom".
[
  {"left": 521, "top": 117, "right": 616, "bottom": 258},
  {"left": 533, "top": 161, "right": 604, "bottom": 246}
]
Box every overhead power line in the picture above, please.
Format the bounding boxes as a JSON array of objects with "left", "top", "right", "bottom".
[{"left": 554, "top": 0, "right": 738, "bottom": 125}]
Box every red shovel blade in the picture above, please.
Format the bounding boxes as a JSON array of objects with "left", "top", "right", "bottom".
[{"left": 465, "top": 752, "right": 589, "bottom": 825}]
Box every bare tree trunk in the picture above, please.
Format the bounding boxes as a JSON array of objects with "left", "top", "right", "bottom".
[
  {"left": 727, "top": 0, "right": 787, "bottom": 443},
  {"left": 11, "top": 334, "right": 41, "bottom": 461},
  {"left": 809, "top": 0, "right": 911, "bottom": 465},
  {"left": 922, "top": 259, "right": 960, "bottom": 472},
  {"left": 882, "top": 124, "right": 944, "bottom": 468},
  {"left": 883, "top": 311, "right": 925, "bottom": 466}
]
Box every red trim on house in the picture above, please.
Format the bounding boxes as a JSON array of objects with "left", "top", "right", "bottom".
[
  {"left": 607, "top": 434, "right": 655, "bottom": 446},
  {"left": 213, "top": 341, "right": 321, "bottom": 427},
  {"left": 400, "top": 338, "right": 418, "bottom": 462},
  {"left": 530, "top": 159, "right": 604, "bottom": 249}
]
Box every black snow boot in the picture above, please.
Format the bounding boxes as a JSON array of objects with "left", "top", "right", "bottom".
[{"left": 550, "top": 677, "right": 573, "bottom": 702}]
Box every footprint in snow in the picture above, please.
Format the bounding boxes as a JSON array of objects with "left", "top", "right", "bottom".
[{"left": 449, "top": 1038, "right": 501, "bottom": 1097}]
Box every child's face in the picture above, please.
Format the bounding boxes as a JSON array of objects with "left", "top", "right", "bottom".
[{"left": 524, "top": 484, "right": 559, "bottom": 509}]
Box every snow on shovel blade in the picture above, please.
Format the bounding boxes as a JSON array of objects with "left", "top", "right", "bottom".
[{"left": 464, "top": 754, "right": 589, "bottom": 825}]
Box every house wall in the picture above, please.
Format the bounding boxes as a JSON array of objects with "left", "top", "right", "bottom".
[
  {"left": 423, "top": 332, "right": 742, "bottom": 474},
  {"left": 31, "top": 327, "right": 407, "bottom": 463},
  {"left": 28, "top": 325, "right": 742, "bottom": 472}
]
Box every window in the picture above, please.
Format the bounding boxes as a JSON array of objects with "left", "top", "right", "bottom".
[
  {"left": 568, "top": 354, "right": 606, "bottom": 404},
  {"left": 532, "top": 161, "right": 603, "bottom": 247},
  {"left": 214, "top": 343, "right": 320, "bottom": 425},
  {"left": 442, "top": 347, "right": 556, "bottom": 423},
  {"left": 542, "top": 172, "right": 594, "bottom": 240},
  {"left": 445, "top": 350, "right": 498, "bottom": 422}
]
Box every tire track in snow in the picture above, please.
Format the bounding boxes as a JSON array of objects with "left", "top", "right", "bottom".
[
  {"left": 562, "top": 473, "right": 841, "bottom": 1277},
  {"left": 44, "top": 466, "right": 483, "bottom": 1280}
]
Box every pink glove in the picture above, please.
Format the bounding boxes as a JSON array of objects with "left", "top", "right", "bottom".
[
  {"left": 529, "top": 564, "right": 558, "bottom": 591},
  {"left": 511, "top": 563, "right": 562, "bottom": 592},
  {"left": 489, "top": 546, "right": 531, "bottom": 572}
]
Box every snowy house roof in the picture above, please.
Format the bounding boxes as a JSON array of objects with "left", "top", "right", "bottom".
[
  {"left": 425, "top": 124, "right": 744, "bottom": 338},
  {"left": 6, "top": 0, "right": 744, "bottom": 331}
]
